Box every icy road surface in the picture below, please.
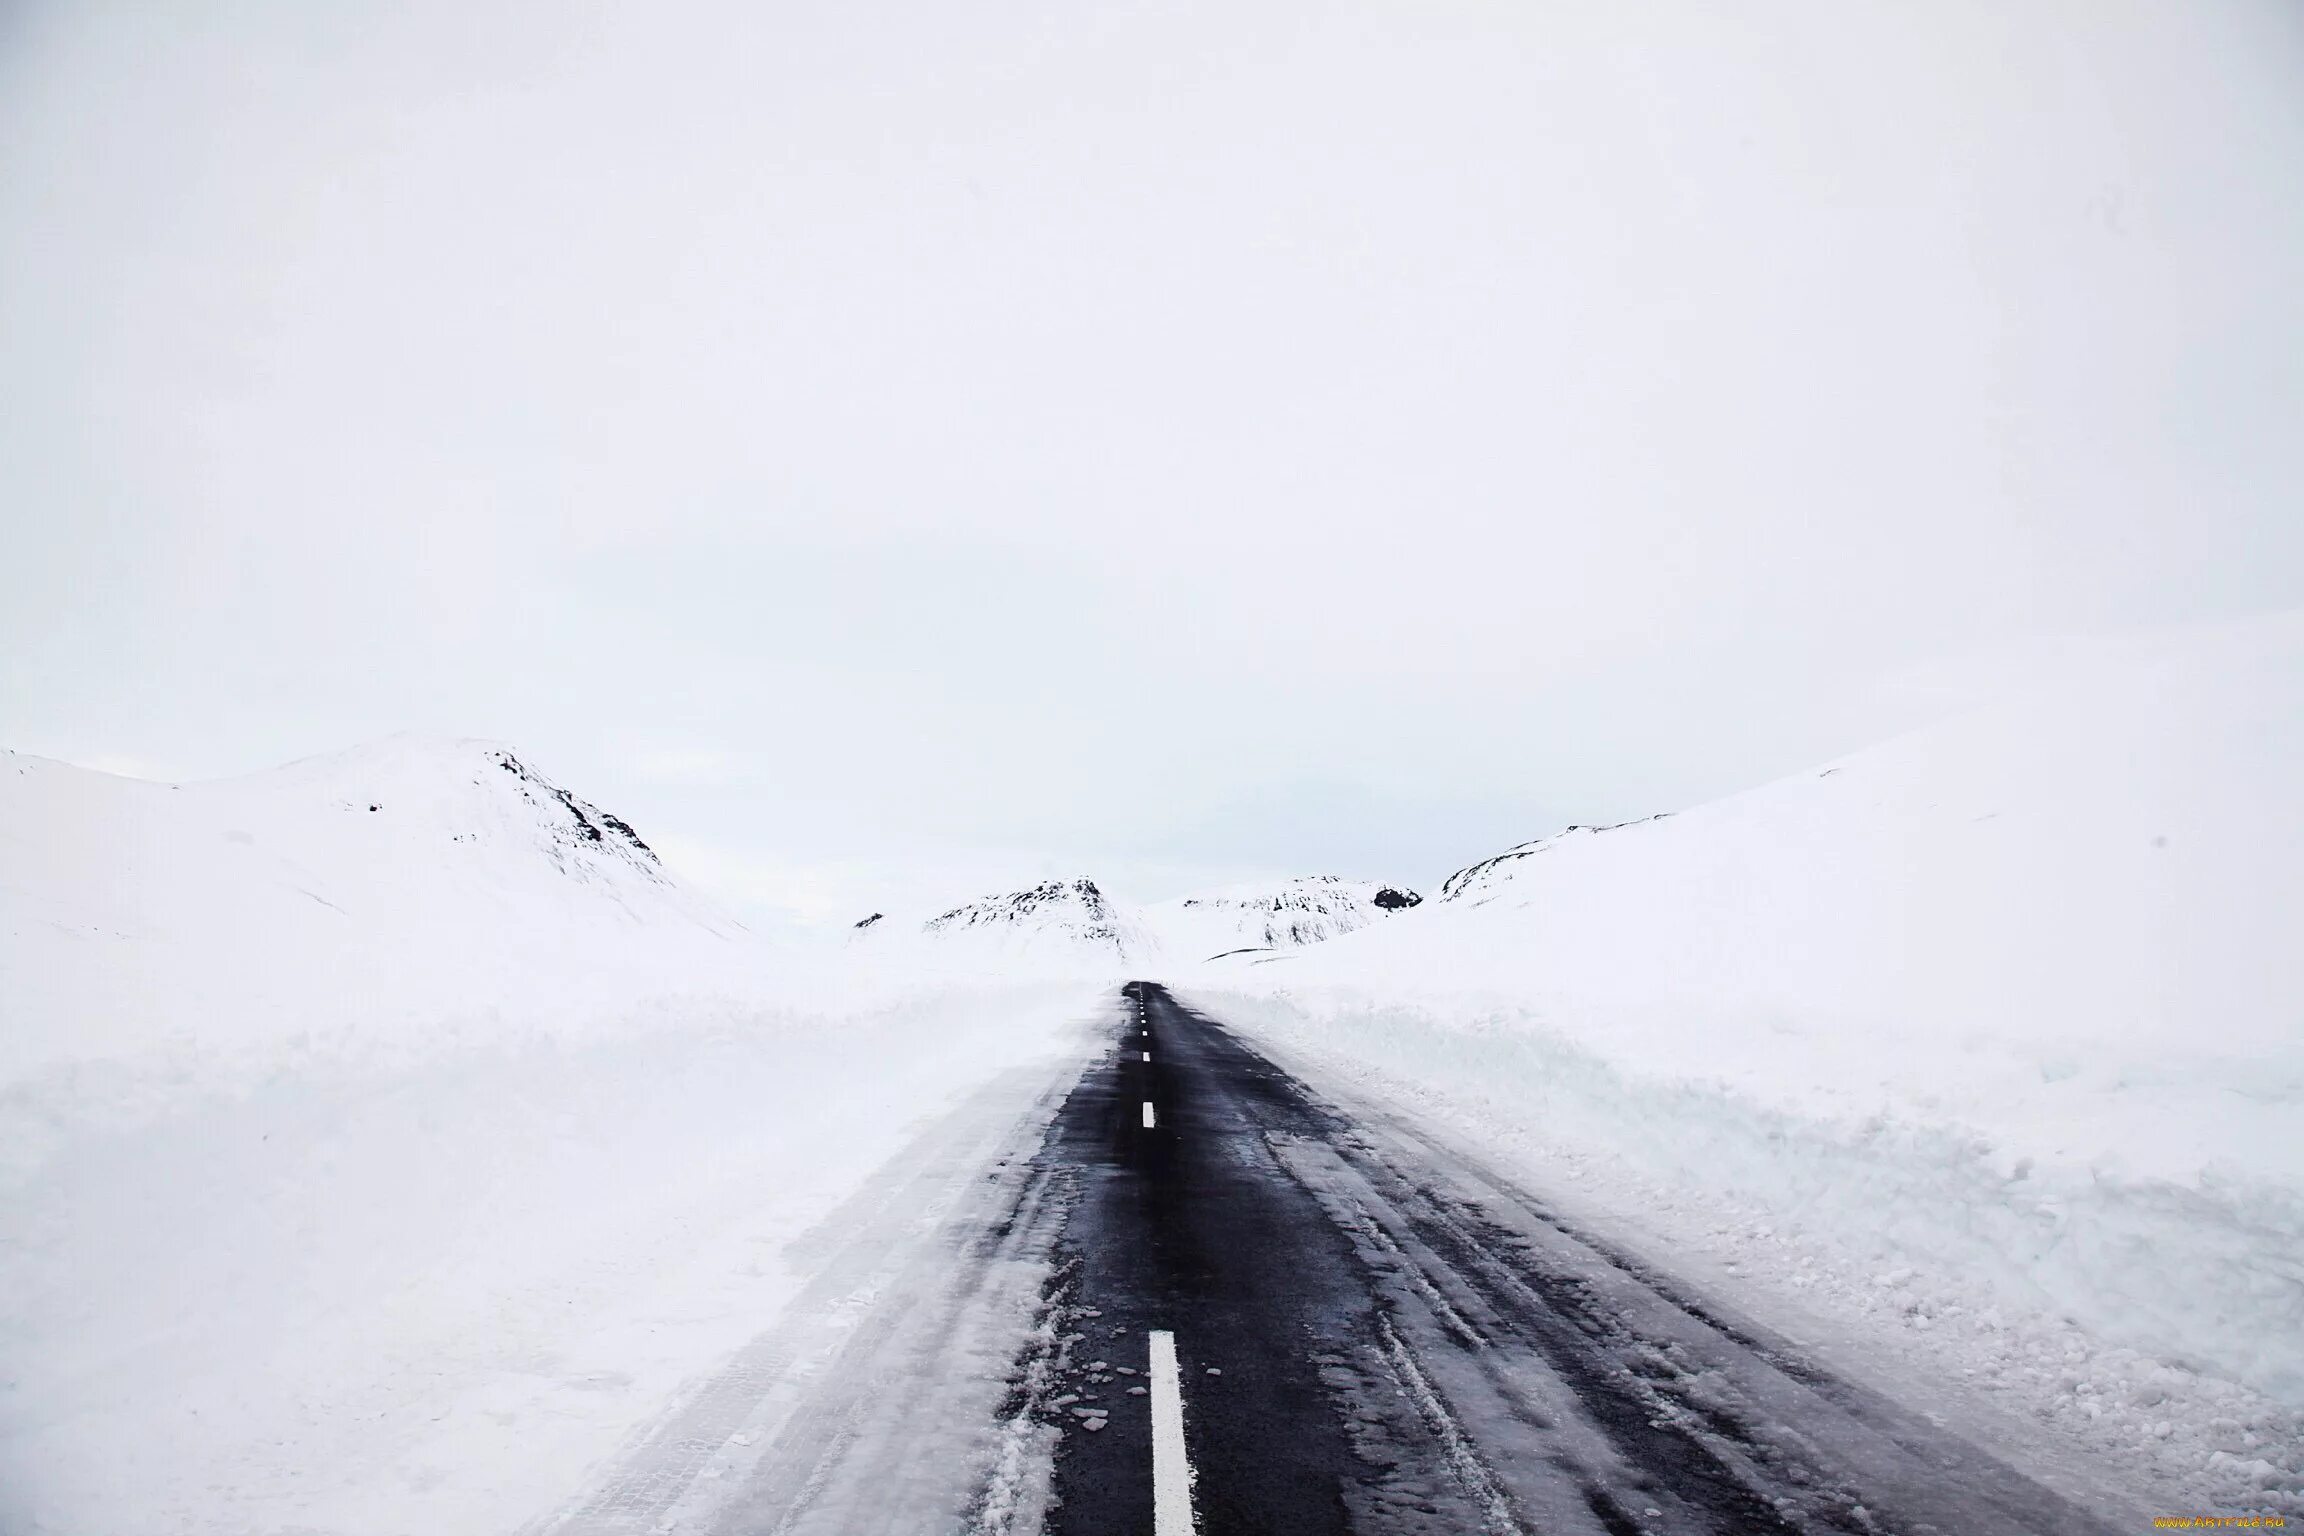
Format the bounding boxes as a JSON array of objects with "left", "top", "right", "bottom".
[{"left": 535, "top": 985, "right": 2119, "bottom": 1535}]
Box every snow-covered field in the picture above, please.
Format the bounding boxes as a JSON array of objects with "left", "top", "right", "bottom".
[
  {"left": 0, "top": 741, "right": 1109, "bottom": 1534},
  {"left": 1182, "top": 614, "right": 2304, "bottom": 1514}
]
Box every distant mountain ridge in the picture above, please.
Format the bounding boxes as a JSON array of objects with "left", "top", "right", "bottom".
[
  {"left": 1142, "top": 875, "right": 1422, "bottom": 961},
  {"left": 853, "top": 872, "right": 1423, "bottom": 970}
]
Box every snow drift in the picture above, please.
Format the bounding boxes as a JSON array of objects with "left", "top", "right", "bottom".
[{"left": 1186, "top": 614, "right": 2304, "bottom": 1505}]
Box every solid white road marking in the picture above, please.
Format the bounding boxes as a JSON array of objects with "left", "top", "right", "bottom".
[
  {"left": 1142, "top": 1101, "right": 1157, "bottom": 1129},
  {"left": 1148, "top": 1330, "right": 1196, "bottom": 1534}
]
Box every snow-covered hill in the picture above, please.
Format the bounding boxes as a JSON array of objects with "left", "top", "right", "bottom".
[
  {"left": 1344, "top": 623, "right": 2304, "bottom": 1111},
  {"left": 1436, "top": 815, "right": 1674, "bottom": 903},
  {"left": 1141, "top": 874, "right": 1422, "bottom": 962},
  {"left": 1187, "top": 614, "right": 2304, "bottom": 1505},
  {"left": 0, "top": 735, "right": 756, "bottom": 1091}
]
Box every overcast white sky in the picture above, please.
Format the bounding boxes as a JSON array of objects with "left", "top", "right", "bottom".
[{"left": 5, "top": 0, "right": 2302, "bottom": 928}]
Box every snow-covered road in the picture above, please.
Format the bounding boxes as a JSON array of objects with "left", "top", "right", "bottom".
[{"left": 534, "top": 985, "right": 2128, "bottom": 1535}]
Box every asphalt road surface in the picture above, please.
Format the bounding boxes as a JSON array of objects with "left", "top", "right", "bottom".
[
  {"left": 1033, "top": 983, "right": 2114, "bottom": 1536},
  {"left": 537, "top": 984, "right": 2121, "bottom": 1536}
]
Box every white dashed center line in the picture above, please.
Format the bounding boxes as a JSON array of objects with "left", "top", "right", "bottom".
[
  {"left": 1148, "top": 1330, "right": 1197, "bottom": 1533},
  {"left": 1142, "top": 1101, "right": 1157, "bottom": 1129}
]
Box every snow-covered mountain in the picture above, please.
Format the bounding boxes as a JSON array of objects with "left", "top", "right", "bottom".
[
  {"left": 849, "top": 877, "right": 1154, "bottom": 972},
  {"left": 0, "top": 735, "right": 755, "bottom": 1088},
  {"left": 922, "top": 877, "right": 1154, "bottom": 966},
  {"left": 1141, "top": 875, "right": 1422, "bottom": 962},
  {"left": 851, "top": 873, "right": 1424, "bottom": 971}
]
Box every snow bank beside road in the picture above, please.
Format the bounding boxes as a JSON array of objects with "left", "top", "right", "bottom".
[
  {"left": 0, "top": 737, "right": 1110, "bottom": 1533},
  {"left": 0, "top": 980, "right": 1103, "bottom": 1536},
  {"left": 1184, "top": 614, "right": 2304, "bottom": 1511},
  {"left": 1198, "top": 987, "right": 2303, "bottom": 1514}
]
